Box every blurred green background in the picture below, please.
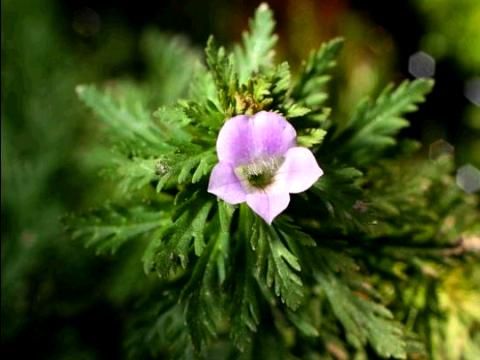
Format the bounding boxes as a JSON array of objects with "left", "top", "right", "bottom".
[{"left": 2, "top": 0, "right": 479, "bottom": 358}]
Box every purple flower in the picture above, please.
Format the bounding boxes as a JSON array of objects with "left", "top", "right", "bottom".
[{"left": 208, "top": 111, "right": 323, "bottom": 224}]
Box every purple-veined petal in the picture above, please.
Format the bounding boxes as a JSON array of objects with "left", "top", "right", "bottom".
[
  {"left": 277, "top": 147, "right": 323, "bottom": 194},
  {"left": 246, "top": 182, "right": 290, "bottom": 224},
  {"left": 216, "top": 115, "right": 253, "bottom": 166},
  {"left": 251, "top": 111, "right": 297, "bottom": 158},
  {"left": 208, "top": 162, "right": 247, "bottom": 204}
]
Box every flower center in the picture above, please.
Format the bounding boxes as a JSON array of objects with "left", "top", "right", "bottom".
[{"left": 235, "top": 156, "right": 284, "bottom": 190}]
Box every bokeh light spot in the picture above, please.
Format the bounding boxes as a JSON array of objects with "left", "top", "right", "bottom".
[
  {"left": 464, "top": 78, "right": 480, "bottom": 106},
  {"left": 456, "top": 164, "right": 480, "bottom": 194},
  {"left": 408, "top": 51, "right": 435, "bottom": 78},
  {"left": 429, "top": 139, "right": 454, "bottom": 160}
]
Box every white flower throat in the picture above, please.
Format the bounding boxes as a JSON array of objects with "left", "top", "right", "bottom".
[{"left": 235, "top": 155, "right": 285, "bottom": 190}]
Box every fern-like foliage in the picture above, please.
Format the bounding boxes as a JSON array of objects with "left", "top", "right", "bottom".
[
  {"left": 234, "top": 3, "right": 278, "bottom": 84},
  {"left": 291, "top": 38, "right": 344, "bottom": 127},
  {"left": 247, "top": 212, "right": 305, "bottom": 310},
  {"left": 314, "top": 249, "right": 408, "bottom": 358},
  {"left": 68, "top": 203, "right": 168, "bottom": 255},
  {"left": 323, "top": 79, "right": 434, "bottom": 166},
  {"left": 69, "top": 3, "right": 480, "bottom": 360}
]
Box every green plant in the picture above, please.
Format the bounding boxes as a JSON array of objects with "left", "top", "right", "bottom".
[{"left": 70, "top": 4, "right": 480, "bottom": 359}]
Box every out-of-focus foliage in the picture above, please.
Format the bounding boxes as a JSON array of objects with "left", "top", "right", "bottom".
[
  {"left": 0, "top": 0, "right": 133, "bottom": 357},
  {"left": 413, "top": 0, "right": 480, "bottom": 167},
  {"left": 433, "top": 263, "right": 480, "bottom": 359},
  {"left": 1, "top": 0, "right": 198, "bottom": 357},
  {"left": 1, "top": 0, "right": 100, "bottom": 346},
  {"left": 3, "top": 1, "right": 479, "bottom": 359},
  {"left": 415, "top": 0, "right": 480, "bottom": 73}
]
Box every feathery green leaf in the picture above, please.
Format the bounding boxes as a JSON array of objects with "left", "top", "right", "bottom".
[
  {"left": 250, "top": 215, "right": 304, "bottom": 309},
  {"left": 234, "top": 3, "right": 278, "bottom": 84},
  {"left": 315, "top": 249, "right": 408, "bottom": 359},
  {"left": 329, "top": 79, "right": 434, "bottom": 166},
  {"left": 67, "top": 204, "right": 167, "bottom": 255}
]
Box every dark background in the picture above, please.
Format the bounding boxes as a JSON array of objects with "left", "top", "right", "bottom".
[{"left": 2, "top": 0, "right": 479, "bottom": 358}]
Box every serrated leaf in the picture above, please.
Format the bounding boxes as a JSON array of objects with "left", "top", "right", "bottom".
[
  {"left": 115, "top": 156, "right": 158, "bottom": 193},
  {"left": 250, "top": 216, "right": 304, "bottom": 309},
  {"left": 297, "top": 128, "right": 327, "bottom": 148},
  {"left": 235, "top": 61, "right": 292, "bottom": 115},
  {"left": 152, "top": 106, "right": 193, "bottom": 145},
  {"left": 181, "top": 201, "right": 234, "bottom": 352},
  {"left": 103, "top": 146, "right": 215, "bottom": 195},
  {"left": 285, "top": 103, "right": 311, "bottom": 118},
  {"left": 142, "top": 192, "right": 214, "bottom": 277},
  {"left": 76, "top": 84, "right": 168, "bottom": 156},
  {"left": 67, "top": 204, "right": 167, "bottom": 255},
  {"left": 155, "top": 149, "right": 216, "bottom": 192},
  {"left": 270, "top": 61, "right": 291, "bottom": 97},
  {"left": 230, "top": 205, "right": 262, "bottom": 352},
  {"left": 205, "top": 36, "right": 238, "bottom": 114},
  {"left": 185, "top": 287, "right": 220, "bottom": 352},
  {"left": 328, "top": 79, "right": 434, "bottom": 166},
  {"left": 180, "top": 97, "right": 225, "bottom": 132},
  {"left": 315, "top": 250, "right": 408, "bottom": 359},
  {"left": 234, "top": 3, "right": 278, "bottom": 84},
  {"left": 291, "top": 38, "right": 344, "bottom": 126},
  {"left": 180, "top": 200, "right": 234, "bottom": 294},
  {"left": 275, "top": 217, "right": 317, "bottom": 247}
]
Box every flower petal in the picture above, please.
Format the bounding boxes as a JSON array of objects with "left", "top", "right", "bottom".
[
  {"left": 216, "top": 115, "right": 253, "bottom": 166},
  {"left": 277, "top": 147, "right": 323, "bottom": 194},
  {"left": 246, "top": 183, "right": 290, "bottom": 224},
  {"left": 251, "top": 111, "right": 296, "bottom": 158},
  {"left": 208, "top": 162, "right": 247, "bottom": 204}
]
